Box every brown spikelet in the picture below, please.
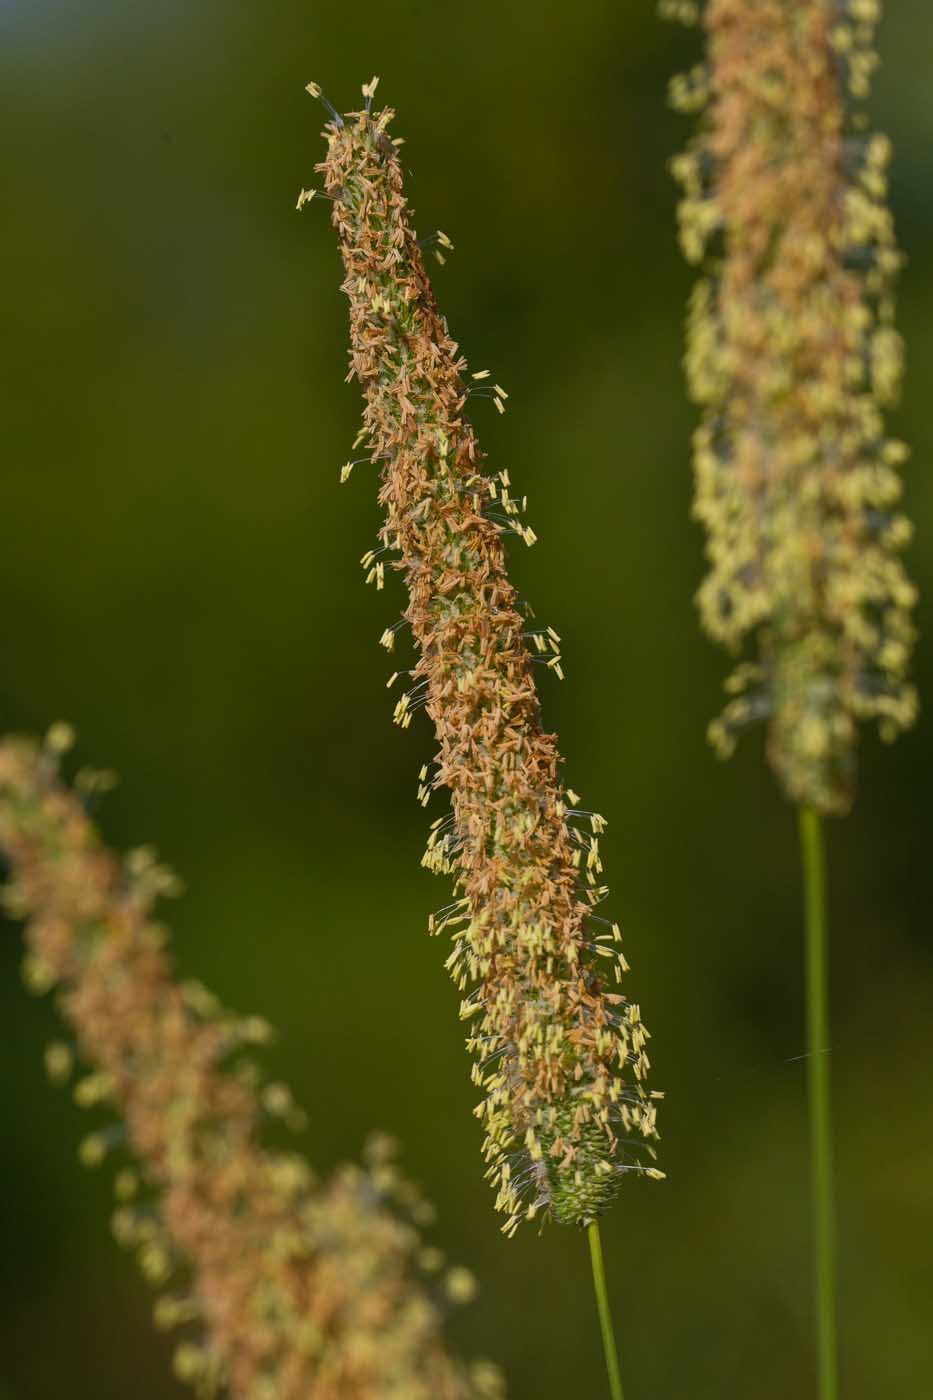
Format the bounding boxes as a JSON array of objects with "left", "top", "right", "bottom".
[
  {"left": 311, "top": 82, "right": 662, "bottom": 1232},
  {"left": 0, "top": 730, "right": 503, "bottom": 1400},
  {"left": 671, "top": 0, "right": 916, "bottom": 813}
]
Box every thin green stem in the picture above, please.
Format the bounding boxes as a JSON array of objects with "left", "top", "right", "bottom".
[
  {"left": 587, "top": 1219, "right": 625, "bottom": 1400},
  {"left": 799, "top": 806, "right": 838, "bottom": 1400}
]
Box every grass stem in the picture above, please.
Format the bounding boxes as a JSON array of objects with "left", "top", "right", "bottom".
[
  {"left": 587, "top": 1219, "right": 625, "bottom": 1400},
  {"left": 799, "top": 805, "right": 839, "bottom": 1400}
]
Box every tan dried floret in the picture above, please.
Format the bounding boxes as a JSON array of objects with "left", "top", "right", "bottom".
[
  {"left": 313, "top": 84, "right": 661, "bottom": 1230},
  {"left": 0, "top": 732, "right": 501, "bottom": 1400},
  {"left": 671, "top": 0, "right": 916, "bottom": 812}
]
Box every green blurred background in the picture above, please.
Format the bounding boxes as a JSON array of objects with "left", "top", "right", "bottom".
[{"left": 1, "top": 2, "right": 931, "bottom": 1396}]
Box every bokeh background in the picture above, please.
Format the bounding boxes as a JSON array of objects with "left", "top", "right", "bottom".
[{"left": 1, "top": 2, "right": 931, "bottom": 1397}]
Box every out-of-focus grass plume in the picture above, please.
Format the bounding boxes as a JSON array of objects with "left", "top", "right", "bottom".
[
  {"left": 0, "top": 730, "right": 504, "bottom": 1400},
  {"left": 671, "top": 0, "right": 916, "bottom": 813}
]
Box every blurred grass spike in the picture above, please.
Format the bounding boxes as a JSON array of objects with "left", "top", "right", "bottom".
[
  {"left": 316, "top": 84, "right": 661, "bottom": 1233},
  {"left": 0, "top": 732, "right": 504, "bottom": 1400},
  {"left": 667, "top": 5, "right": 918, "bottom": 1398},
  {"left": 670, "top": 0, "right": 917, "bottom": 814}
]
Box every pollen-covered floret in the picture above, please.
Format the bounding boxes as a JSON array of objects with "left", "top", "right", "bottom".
[
  {"left": 314, "top": 83, "right": 661, "bottom": 1228},
  {"left": 670, "top": 0, "right": 916, "bottom": 813}
]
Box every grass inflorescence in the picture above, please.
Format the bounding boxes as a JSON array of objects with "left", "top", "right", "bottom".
[
  {"left": 310, "top": 79, "right": 662, "bottom": 1233},
  {"left": 1, "top": 728, "right": 503, "bottom": 1400},
  {"left": 670, "top": 0, "right": 916, "bottom": 813}
]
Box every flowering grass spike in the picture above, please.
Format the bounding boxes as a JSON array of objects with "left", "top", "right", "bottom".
[
  {"left": 310, "top": 80, "right": 661, "bottom": 1233},
  {"left": 671, "top": 0, "right": 916, "bottom": 813},
  {"left": 0, "top": 730, "right": 503, "bottom": 1400}
]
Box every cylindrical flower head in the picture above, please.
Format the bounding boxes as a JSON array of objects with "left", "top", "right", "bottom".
[
  {"left": 0, "top": 732, "right": 503, "bottom": 1400},
  {"left": 313, "top": 83, "right": 661, "bottom": 1233},
  {"left": 671, "top": 0, "right": 917, "bottom": 813}
]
